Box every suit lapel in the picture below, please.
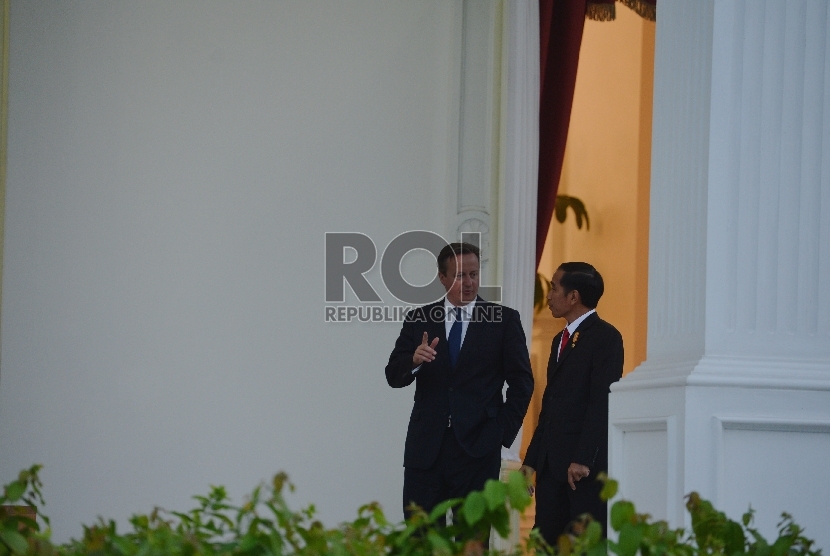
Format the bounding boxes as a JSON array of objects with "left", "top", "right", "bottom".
[
  {"left": 548, "top": 330, "right": 564, "bottom": 377},
  {"left": 552, "top": 312, "right": 599, "bottom": 374},
  {"left": 452, "top": 298, "right": 487, "bottom": 370}
]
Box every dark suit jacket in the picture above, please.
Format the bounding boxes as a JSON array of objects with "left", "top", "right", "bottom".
[
  {"left": 386, "top": 298, "right": 534, "bottom": 469},
  {"left": 524, "top": 312, "right": 623, "bottom": 481}
]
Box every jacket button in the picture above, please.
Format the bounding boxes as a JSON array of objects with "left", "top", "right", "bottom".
[{"left": 449, "top": 387, "right": 453, "bottom": 392}]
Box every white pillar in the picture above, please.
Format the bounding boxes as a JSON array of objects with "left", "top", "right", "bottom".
[
  {"left": 494, "top": 2, "right": 538, "bottom": 551},
  {"left": 500, "top": 0, "right": 539, "bottom": 463},
  {"left": 501, "top": 0, "right": 539, "bottom": 345},
  {"left": 610, "top": 0, "right": 830, "bottom": 551},
  {"left": 450, "top": 0, "right": 538, "bottom": 465}
]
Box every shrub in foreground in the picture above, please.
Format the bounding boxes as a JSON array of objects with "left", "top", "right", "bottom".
[{"left": 0, "top": 465, "right": 821, "bottom": 556}]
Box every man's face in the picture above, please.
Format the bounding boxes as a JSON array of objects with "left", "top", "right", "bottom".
[
  {"left": 547, "top": 269, "right": 576, "bottom": 319},
  {"left": 439, "top": 253, "right": 480, "bottom": 306}
]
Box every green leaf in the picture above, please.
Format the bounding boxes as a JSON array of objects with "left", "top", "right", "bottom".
[
  {"left": 610, "top": 500, "right": 636, "bottom": 531},
  {"left": 752, "top": 537, "right": 772, "bottom": 556},
  {"left": 724, "top": 520, "right": 746, "bottom": 554},
  {"left": 770, "top": 535, "right": 793, "bottom": 556},
  {"left": 587, "top": 540, "right": 609, "bottom": 556},
  {"left": 491, "top": 508, "right": 511, "bottom": 538},
  {"left": 0, "top": 529, "right": 28, "bottom": 555},
  {"left": 598, "top": 474, "right": 618, "bottom": 501},
  {"left": 272, "top": 472, "right": 292, "bottom": 494},
  {"left": 585, "top": 520, "right": 602, "bottom": 545},
  {"left": 554, "top": 195, "right": 591, "bottom": 230},
  {"left": 427, "top": 498, "right": 458, "bottom": 522},
  {"left": 370, "top": 503, "right": 388, "bottom": 527},
  {"left": 3, "top": 482, "right": 25, "bottom": 502},
  {"left": 112, "top": 536, "right": 135, "bottom": 555},
  {"left": 554, "top": 199, "right": 568, "bottom": 223},
  {"left": 462, "top": 492, "right": 486, "bottom": 526},
  {"left": 617, "top": 522, "right": 644, "bottom": 556},
  {"left": 483, "top": 479, "right": 506, "bottom": 510},
  {"left": 427, "top": 531, "right": 452, "bottom": 554},
  {"left": 329, "top": 542, "right": 349, "bottom": 556},
  {"left": 236, "top": 533, "right": 256, "bottom": 550},
  {"left": 507, "top": 471, "right": 531, "bottom": 511}
]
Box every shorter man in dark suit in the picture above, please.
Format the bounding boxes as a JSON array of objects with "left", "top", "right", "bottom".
[
  {"left": 521, "top": 262, "right": 623, "bottom": 543},
  {"left": 386, "top": 242, "right": 533, "bottom": 519}
]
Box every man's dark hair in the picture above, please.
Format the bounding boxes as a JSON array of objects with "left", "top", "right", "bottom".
[
  {"left": 557, "top": 262, "right": 604, "bottom": 309},
  {"left": 437, "top": 242, "right": 480, "bottom": 276}
]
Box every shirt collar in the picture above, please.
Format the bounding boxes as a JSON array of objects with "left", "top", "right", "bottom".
[
  {"left": 566, "top": 308, "right": 596, "bottom": 334},
  {"left": 444, "top": 297, "right": 477, "bottom": 320}
]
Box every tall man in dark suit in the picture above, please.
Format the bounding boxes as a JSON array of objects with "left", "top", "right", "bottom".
[
  {"left": 521, "top": 262, "right": 623, "bottom": 542},
  {"left": 386, "top": 242, "right": 534, "bottom": 518}
]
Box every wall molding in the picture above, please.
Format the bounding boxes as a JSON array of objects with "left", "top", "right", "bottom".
[
  {"left": 713, "top": 415, "right": 830, "bottom": 504},
  {"left": 610, "top": 416, "right": 680, "bottom": 523},
  {"left": 613, "top": 355, "right": 830, "bottom": 392}
]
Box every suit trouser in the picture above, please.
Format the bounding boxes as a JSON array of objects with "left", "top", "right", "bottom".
[
  {"left": 533, "top": 458, "right": 606, "bottom": 544},
  {"left": 403, "top": 425, "right": 501, "bottom": 521}
]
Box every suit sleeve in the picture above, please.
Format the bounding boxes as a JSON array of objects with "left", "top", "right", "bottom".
[
  {"left": 573, "top": 328, "right": 624, "bottom": 468},
  {"left": 523, "top": 417, "right": 542, "bottom": 470},
  {"left": 385, "top": 310, "right": 420, "bottom": 388},
  {"left": 498, "top": 308, "right": 534, "bottom": 447}
]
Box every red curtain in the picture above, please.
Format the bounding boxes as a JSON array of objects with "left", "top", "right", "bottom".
[
  {"left": 535, "top": 0, "right": 656, "bottom": 267},
  {"left": 535, "top": 0, "right": 587, "bottom": 267}
]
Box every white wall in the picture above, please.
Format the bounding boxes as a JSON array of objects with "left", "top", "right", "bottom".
[{"left": 0, "top": 1, "right": 464, "bottom": 541}]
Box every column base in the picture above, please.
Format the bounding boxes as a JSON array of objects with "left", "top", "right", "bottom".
[
  {"left": 609, "top": 368, "right": 830, "bottom": 551},
  {"left": 613, "top": 355, "right": 830, "bottom": 391}
]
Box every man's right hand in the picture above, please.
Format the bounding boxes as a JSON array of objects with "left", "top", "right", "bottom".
[
  {"left": 519, "top": 464, "right": 536, "bottom": 496},
  {"left": 413, "top": 332, "right": 439, "bottom": 367}
]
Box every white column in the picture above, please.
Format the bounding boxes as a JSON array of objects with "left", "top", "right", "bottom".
[
  {"left": 450, "top": 0, "right": 539, "bottom": 334},
  {"left": 610, "top": 0, "right": 830, "bottom": 551},
  {"left": 453, "top": 0, "right": 502, "bottom": 283},
  {"left": 501, "top": 0, "right": 539, "bottom": 341},
  {"left": 450, "top": 0, "right": 538, "bottom": 468},
  {"left": 495, "top": 3, "right": 538, "bottom": 551},
  {"left": 451, "top": 0, "right": 538, "bottom": 466},
  {"left": 499, "top": 0, "right": 539, "bottom": 464}
]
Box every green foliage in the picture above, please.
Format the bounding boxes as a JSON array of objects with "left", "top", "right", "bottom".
[
  {"left": 535, "top": 194, "right": 591, "bottom": 314},
  {"left": 598, "top": 475, "right": 820, "bottom": 556},
  {"left": 0, "top": 466, "right": 532, "bottom": 556},
  {"left": 528, "top": 474, "right": 820, "bottom": 556},
  {"left": 553, "top": 195, "right": 590, "bottom": 231},
  {"left": 0, "top": 465, "right": 50, "bottom": 556},
  {"left": 0, "top": 467, "right": 821, "bottom": 556}
]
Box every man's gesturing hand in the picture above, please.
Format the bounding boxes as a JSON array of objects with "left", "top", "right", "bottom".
[
  {"left": 567, "top": 463, "right": 590, "bottom": 490},
  {"left": 413, "top": 332, "right": 439, "bottom": 367},
  {"left": 519, "top": 464, "right": 536, "bottom": 496}
]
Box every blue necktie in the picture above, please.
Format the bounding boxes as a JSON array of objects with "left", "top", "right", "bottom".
[{"left": 448, "top": 307, "right": 462, "bottom": 367}]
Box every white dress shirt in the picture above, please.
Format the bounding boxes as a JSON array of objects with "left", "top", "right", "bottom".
[
  {"left": 412, "top": 298, "right": 477, "bottom": 374},
  {"left": 556, "top": 309, "right": 596, "bottom": 361}
]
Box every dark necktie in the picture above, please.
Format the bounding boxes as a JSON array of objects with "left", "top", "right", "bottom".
[
  {"left": 558, "top": 328, "right": 571, "bottom": 359},
  {"left": 448, "top": 307, "right": 462, "bottom": 367}
]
